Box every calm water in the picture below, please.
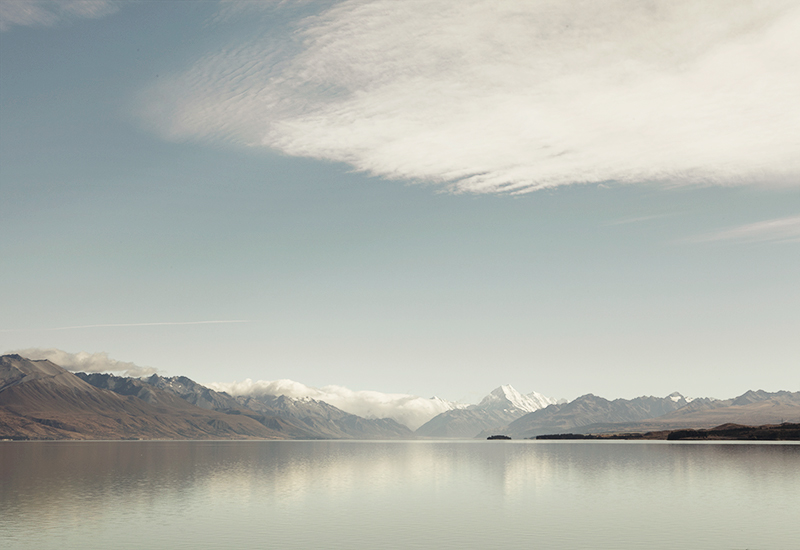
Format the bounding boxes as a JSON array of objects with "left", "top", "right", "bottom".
[{"left": 1, "top": 440, "right": 798, "bottom": 550}]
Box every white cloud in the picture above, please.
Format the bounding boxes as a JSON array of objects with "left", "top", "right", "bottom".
[
  {"left": 0, "top": 1, "right": 119, "bottom": 31},
  {"left": 140, "top": 0, "right": 800, "bottom": 193},
  {"left": 691, "top": 216, "right": 800, "bottom": 244},
  {"left": 209, "top": 378, "right": 460, "bottom": 430},
  {"left": 12, "top": 348, "right": 157, "bottom": 377}
]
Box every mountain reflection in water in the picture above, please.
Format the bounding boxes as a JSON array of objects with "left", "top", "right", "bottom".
[{"left": 2, "top": 440, "right": 799, "bottom": 550}]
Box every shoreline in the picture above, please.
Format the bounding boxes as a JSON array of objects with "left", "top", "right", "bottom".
[{"left": 535, "top": 422, "right": 800, "bottom": 441}]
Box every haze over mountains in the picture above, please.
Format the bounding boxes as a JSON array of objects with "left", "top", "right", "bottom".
[
  {"left": 416, "top": 385, "right": 560, "bottom": 438},
  {"left": 209, "top": 378, "right": 459, "bottom": 430},
  {"left": 2, "top": 353, "right": 799, "bottom": 441}
]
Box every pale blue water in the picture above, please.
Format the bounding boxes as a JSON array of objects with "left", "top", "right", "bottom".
[{"left": 1, "top": 440, "right": 798, "bottom": 549}]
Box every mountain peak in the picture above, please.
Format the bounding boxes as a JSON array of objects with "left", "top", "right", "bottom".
[
  {"left": 667, "top": 392, "right": 686, "bottom": 403},
  {"left": 476, "top": 385, "right": 553, "bottom": 413}
]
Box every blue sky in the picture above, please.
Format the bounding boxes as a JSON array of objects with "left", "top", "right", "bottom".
[{"left": 1, "top": 1, "right": 798, "bottom": 403}]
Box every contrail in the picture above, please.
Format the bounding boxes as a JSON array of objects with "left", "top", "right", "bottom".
[{"left": 0, "top": 320, "right": 251, "bottom": 332}]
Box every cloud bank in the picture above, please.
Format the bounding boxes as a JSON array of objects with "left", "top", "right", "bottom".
[
  {"left": 0, "top": 1, "right": 119, "bottom": 31},
  {"left": 210, "top": 378, "right": 459, "bottom": 430},
  {"left": 13, "top": 348, "right": 157, "bottom": 377},
  {"left": 141, "top": 0, "right": 800, "bottom": 193}
]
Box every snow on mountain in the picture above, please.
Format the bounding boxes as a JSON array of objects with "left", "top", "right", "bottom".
[
  {"left": 210, "top": 380, "right": 554, "bottom": 433},
  {"left": 527, "top": 390, "right": 560, "bottom": 409},
  {"left": 668, "top": 391, "right": 684, "bottom": 403},
  {"left": 475, "top": 385, "right": 556, "bottom": 413},
  {"left": 667, "top": 391, "right": 700, "bottom": 403},
  {"left": 415, "top": 385, "right": 558, "bottom": 438}
]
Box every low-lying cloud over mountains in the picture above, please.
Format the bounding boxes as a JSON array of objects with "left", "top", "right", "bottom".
[
  {"left": 3, "top": 352, "right": 799, "bottom": 441},
  {"left": 8, "top": 348, "right": 553, "bottom": 430},
  {"left": 210, "top": 379, "right": 462, "bottom": 431},
  {"left": 7, "top": 349, "right": 799, "bottom": 440}
]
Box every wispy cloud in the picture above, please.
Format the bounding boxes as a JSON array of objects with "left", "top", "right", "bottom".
[
  {"left": 12, "top": 348, "right": 157, "bottom": 377},
  {"left": 0, "top": 1, "right": 119, "bottom": 31},
  {"left": 604, "top": 214, "right": 676, "bottom": 227},
  {"left": 210, "top": 378, "right": 460, "bottom": 430},
  {"left": 0, "top": 320, "right": 250, "bottom": 333},
  {"left": 51, "top": 320, "right": 250, "bottom": 330},
  {"left": 690, "top": 216, "right": 800, "bottom": 244},
  {"left": 141, "top": 0, "right": 800, "bottom": 193}
]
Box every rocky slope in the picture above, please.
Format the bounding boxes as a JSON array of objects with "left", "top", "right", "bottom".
[
  {"left": 75, "top": 372, "right": 315, "bottom": 439},
  {"left": 0, "top": 355, "right": 287, "bottom": 440},
  {"left": 237, "top": 394, "right": 412, "bottom": 439},
  {"left": 78, "top": 371, "right": 413, "bottom": 439}
]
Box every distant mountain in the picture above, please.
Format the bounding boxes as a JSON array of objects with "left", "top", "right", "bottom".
[
  {"left": 638, "top": 390, "right": 800, "bottom": 430},
  {"left": 78, "top": 371, "right": 413, "bottom": 440},
  {"left": 237, "top": 394, "right": 413, "bottom": 439},
  {"left": 416, "top": 385, "right": 557, "bottom": 438},
  {"left": 731, "top": 389, "right": 783, "bottom": 406},
  {"left": 502, "top": 390, "right": 800, "bottom": 438},
  {"left": 75, "top": 372, "right": 315, "bottom": 439},
  {"left": 415, "top": 409, "right": 523, "bottom": 438},
  {"left": 501, "top": 392, "right": 690, "bottom": 438},
  {"left": 209, "top": 379, "right": 460, "bottom": 430},
  {"left": 143, "top": 374, "right": 247, "bottom": 411},
  {"left": 0, "top": 355, "right": 287, "bottom": 440}
]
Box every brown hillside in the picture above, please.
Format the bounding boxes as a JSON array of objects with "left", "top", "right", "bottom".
[{"left": 0, "top": 355, "right": 287, "bottom": 440}]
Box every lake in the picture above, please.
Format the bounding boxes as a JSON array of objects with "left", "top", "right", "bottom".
[{"left": 1, "top": 440, "right": 798, "bottom": 549}]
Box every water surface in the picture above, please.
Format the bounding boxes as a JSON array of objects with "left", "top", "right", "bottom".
[{"left": 2, "top": 440, "right": 798, "bottom": 549}]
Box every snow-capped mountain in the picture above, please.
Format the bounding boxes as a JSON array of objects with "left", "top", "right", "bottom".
[
  {"left": 476, "top": 384, "right": 558, "bottom": 413},
  {"left": 416, "top": 385, "right": 556, "bottom": 438}
]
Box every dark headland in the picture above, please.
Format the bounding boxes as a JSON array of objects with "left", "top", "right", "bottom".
[{"left": 535, "top": 423, "right": 800, "bottom": 441}]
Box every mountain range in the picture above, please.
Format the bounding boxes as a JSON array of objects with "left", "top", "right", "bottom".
[
  {"left": 3, "top": 353, "right": 799, "bottom": 440},
  {"left": 1, "top": 355, "right": 410, "bottom": 440},
  {"left": 76, "top": 371, "right": 413, "bottom": 439},
  {"left": 500, "top": 392, "right": 691, "bottom": 438},
  {"left": 415, "top": 385, "right": 559, "bottom": 437},
  {"left": 0, "top": 355, "right": 289, "bottom": 440}
]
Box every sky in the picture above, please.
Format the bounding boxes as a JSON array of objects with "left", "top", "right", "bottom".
[{"left": 1, "top": 0, "right": 798, "bottom": 405}]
